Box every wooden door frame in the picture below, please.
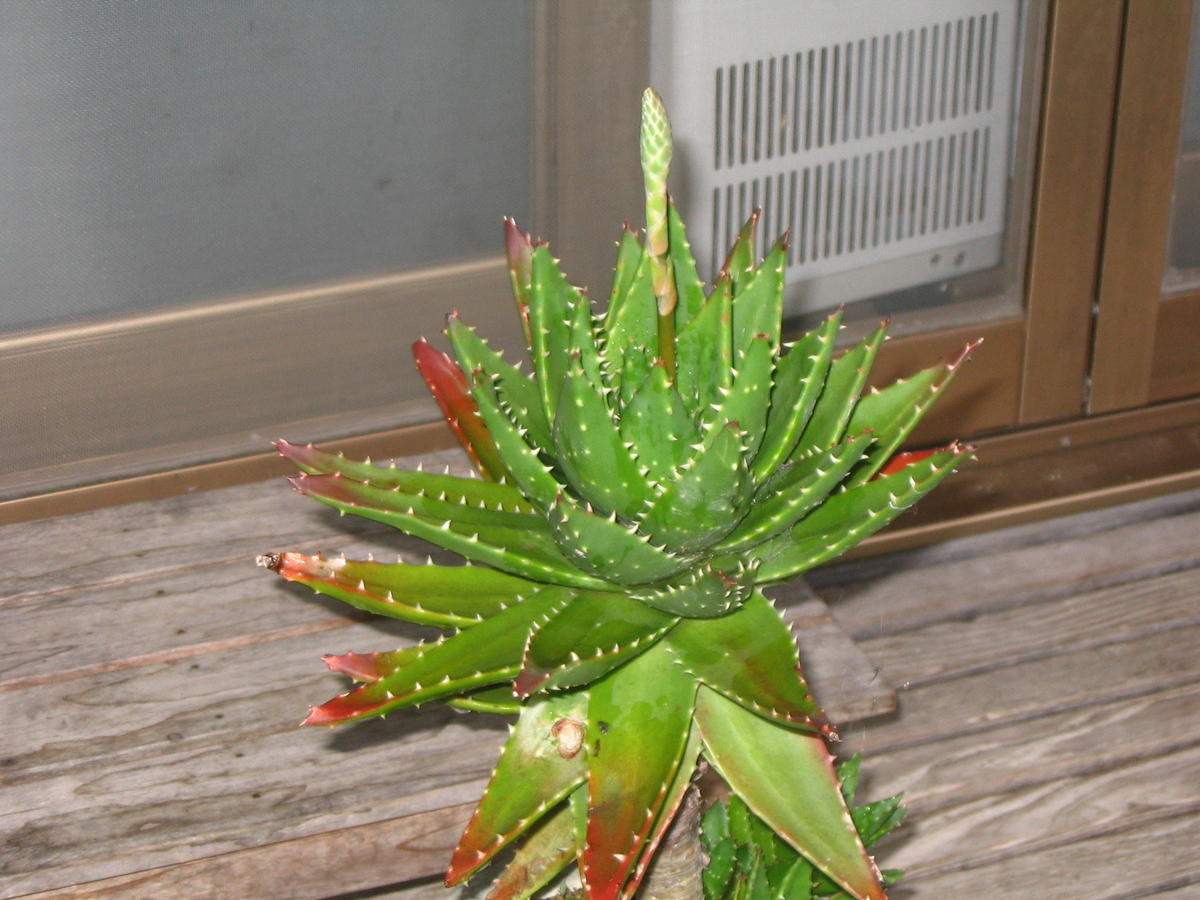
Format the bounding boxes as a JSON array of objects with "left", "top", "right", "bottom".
[{"left": 1091, "top": 0, "right": 1196, "bottom": 412}]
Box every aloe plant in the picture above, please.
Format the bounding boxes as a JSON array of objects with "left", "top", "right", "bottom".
[{"left": 260, "top": 90, "right": 974, "bottom": 900}]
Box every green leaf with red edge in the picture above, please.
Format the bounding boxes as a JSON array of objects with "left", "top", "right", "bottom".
[
  {"left": 446, "top": 312, "right": 553, "bottom": 451},
  {"left": 515, "top": 590, "right": 677, "bottom": 696},
  {"left": 794, "top": 323, "right": 887, "bottom": 455},
  {"left": 695, "top": 687, "right": 885, "bottom": 900},
  {"left": 268, "top": 552, "right": 539, "bottom": 628},
  {"left": 504, "top": 217, "right": 539, "bottom": 347},
  {"left": 288, "top": 473, "right": 610, "bottom": 590},
  {"left": 413, "top": 338, "right": 506, "bottom": 481},
  {"left": 302, "top": 586, "right": 571, "bottom": 726},
  {"left": 842, "top": 338, "right": 981, "bottom": 488},
  {"left": 447, "top": 690, "right": 588, "bottom": 885},
  {"left": 665, "top": 591, "right": 830, "bottom": 736},
  {"left": 581, "top": 642, "right": 697, "bottom": 900},
  {"left": 483, "top": 798, "right": 579, "bottom": 900},
  {"left": 755, "top": 443, "right": 973, "bottom": 583},
  {"left": 275, "top": 439, "right": 534, "bottom": 513},
  {"left": 620, "top": 721, "right": 703, "bottom": 900}
]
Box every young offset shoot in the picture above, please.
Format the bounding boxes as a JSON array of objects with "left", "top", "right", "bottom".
[{"left": 261, "top": 88, "right": 975, "bottom": 900}]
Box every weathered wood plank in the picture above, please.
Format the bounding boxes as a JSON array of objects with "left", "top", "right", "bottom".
[
  {"left": 878, "top": 743, "right": 1200, "bottom": 884},
  {"left": 813, "top": 489, "right": 1200, "bottom": 639},
  {"left": 14, "top": 802, "right": 474, "bottom": 900},
  {"left": 897, "top": 801, "right": 1200, "bottom": 899},
  {"left": 856, "top": 566, "right": 1200, "bottom": 687},
  {"left": 840, "top": 624, "right": 1200, "bottom": 756},
  {"left": 856, "top": 681, "right": 1200, "bottom": 817},
  {"left": 0, "top": 447, "right": 473, "bottom": 603}
]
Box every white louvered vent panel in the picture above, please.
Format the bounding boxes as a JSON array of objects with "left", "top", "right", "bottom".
[{"left": 651, "top": 1, "right": 1021, "bottom": 316}]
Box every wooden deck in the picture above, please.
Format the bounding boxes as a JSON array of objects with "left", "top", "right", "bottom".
[{"left": 2, "top": 451, "right": 1198, "bottom": 899}]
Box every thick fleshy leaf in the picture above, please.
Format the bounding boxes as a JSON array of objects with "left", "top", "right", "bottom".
[
  {"left": 267, "top": 552, "right": 537, "bottom": 627},
  {"left": 712, "top": 209, "right": 760, "bottom": 301},
  {"left": 553, "top": 354, "right": 650, "bottom": 519},
  {"left": 753, "top": 311, "right": 842, "bottom": 481},
  {"left": 731, "top": 236, "right": 786, "bottom": 358},
  {"left": 447, "top": 691, "right": 588, "bottom": 884},
  {"left": 620, "top": 721, "right": 704, "bottom": 900},
  {"left": 668, "top": 196, "right": 707, "bottom": 330},
  {"left": 288, "top": 473, "right": 609, "bottom": 589},
  {"left": 276, "top": 439, "right": 534, "bottom": 514},
  {"left": 637, "top": 422, "right": 750, "bottom": 553},
  {"left": 675, "top": 286, "right": 732, "bottom": 417},
  {"left": 504, "top": 217, "right": 539, "bottom": 346},
  {"left": 469, "top": 369, "right": 565, "bottom": 511},
  {"left": 794, "top": 323, "right": 886, "bottom": 455},
  {"left": 697, "top": 336, "right": 775, "bottom": 460},
  {"left": 413, "top": 338, "right": 505, "bottom": 481},
  {"left": 581, "top": 643, "right": 697, "bottom": 900},
  {"left": 717, "top": 431, "right": 874, "bottom": 552},
  {"left": 619, "top": 361, "right": 696, "bottom": 481},
  {"left": 529, "top": 246, "right": 586, "bottom": 424},
  {"left": 604, "top": 255, "right": 658, "bottom": 402},
  {"left": 695, "top": 687, "right": 884, "bottom": 900},
  {"left": 287, "top": 469, "right": 542, "bottom": 531},
  {"left": 842, "top": 339, "right": 980, "bottom": 488},
  {"left": 665, "top": 591, "right": 828, "bottom": 735},
  {"left": 516, "top": 591, "right": 677, "bottom": 696},
  {"left": 547, "top": 494, "right": 693, "bottom": 585},
  {"left": 304, "top": 587, "right": 571, "bottom": 726},
  {"left": 447, "top": 313, "right": 553, "bottom": 450},
  {"left": 628, "top": 559, "right": 755, "bottom": 618},
  {"left": 484, "top": 800, "right": 579, "bottom": 900},
  {"left": 755, "top": 443, "right": 973, "bottom": 583}
]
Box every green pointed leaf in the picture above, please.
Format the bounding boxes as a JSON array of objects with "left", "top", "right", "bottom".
[
  {"left": 618, "top": 342, "right": 657, "bottom": 410},
  {"left": 713, "top": 210, "right": 760, "bottom": 301},
  {"left": 698, "top": 336, "right": 775, "bottom": 461},
  {"left": 447, "top": 690, "right": 588, "bottom": 884},
  {"left": 732, "top": 236, "right": 786, "bottom": 358},
  {"left": 553, "top": 354, "right": 650, "bottom": 519},
  {"left": 469, "top": 369, "right": 566, "bottom": 511},
  {"left": 582, "top": 643, "right": 697, "bottom": 900},
  {"left": 795, "top": 323, "right": 886, "bottom": 455},
  {"left": 778, "top": 856, "right": 814, "bottom": 900},
  {"left": 621, "top": 721, "right": 704, "bottom": 900},
  {"left": 675, "top": 287, "right": 732, "bottom": 416},
  {"left": 604, "top": 254, "right": 658, "bottom": 395},
  {"left": 608, "top": 227, "right": 644, "bottom": 310},
  {"left": 755, "top": 444, "right": 973, "bottom": 583},
  {"left": 629, "top": 560, "right": 754, "bottom": 618},
  {"left": 447, "top": 314, "right": 553, "bottom": 450},
  {"left": 718, "top": 431, "right": 873, "bottom": 552},
  {"left": 668, "top": 196, "right": 707, "bottom": 330},
  {"left": 485, "top": 799, "right": 579, "bottom": 900},
  {"left": 752, "top": 311, "right": 842, "bottom": 481},
  {"left": 277, "top": 439, "right": 534, "bottom": 514},
  {"left": 516, "top": 590, "right": 677, "bottom": 696},
  {"left": 842, "top": 339, "right": 979, "bottom": 488},
  {"left": 529, "top": 246, "right": 585, "bottom": 423},
  {"left": 695, "top": 687, "right": 884, "bottom": 900},
  {"left": 837, "top": 755, "right": 862, "bottom": 807},
  {"left": 638, "top": 422, "right": 750, "bottom": 553},
  {"left": 304, "top": 587, "right": 572, "bottom": 726},
  {"left": 269, "top": 552, "right": 539, "bottom": 628},
  {"left": 666, "top": 591, "right": 827, "bottom": 734},
  {"left": 290, "top": 474, "right": 610, "bottom": 590},
  {"left": 547, "top": 495, "right": 693, "bottom": 585},
  {"left": 620, "top": 361, "right": 697, "bottom": 481}
]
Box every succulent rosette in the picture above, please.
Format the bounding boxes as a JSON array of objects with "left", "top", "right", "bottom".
[{"left": 263, "top": 90, "right": 974, "bottom": 900}]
